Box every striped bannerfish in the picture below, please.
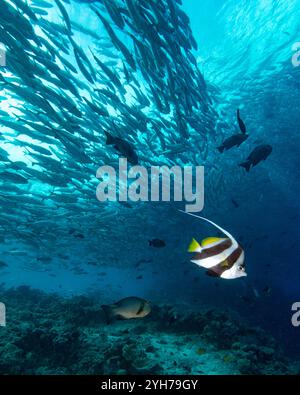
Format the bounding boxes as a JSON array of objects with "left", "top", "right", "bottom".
[{"left": 180, "top": 211, "right": 247, "bottom": 280}]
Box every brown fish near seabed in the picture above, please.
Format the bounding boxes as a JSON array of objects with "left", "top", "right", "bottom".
[{"left": 101, "top": 297, "right": 151, "bottom": 323}]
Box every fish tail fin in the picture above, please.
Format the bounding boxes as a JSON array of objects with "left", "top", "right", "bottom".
[
  {"left": 101, "top": 305, "right": 114, "bottom": 324},
  {"left": 217, "top": 145, "right": 224, "bottom": 153},
  {"left": 239, "top": 161, "right": 251, "bottom": 172},
  {"left": 179, "top": 210, "right": 237, "bottom": 244},
  {"left": 188, "top": 238, "right": 202, "bottom": 252},
  {"left": 105, "top": 131, "right": 114, "bottom": 145},
  {"left": 237, "top": 108, "right": 247, "bottom": 134}
]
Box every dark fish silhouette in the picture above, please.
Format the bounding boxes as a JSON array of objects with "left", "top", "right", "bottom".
[
  {"left": 218, "top": 134, "right": 248, "bottom": 153},
  {"left": 0, "top": 261, "right": 8, "bottom": 269},
  {"left": 262, "top": 286, "right": 272, "bottom": 295},
  {"left": 237, "top": 109, "right": 247, "bottom": 134},
  {"left": 231, "top": 198, "right": 239, "bottom": 208},
  {"left": 149, "top": 239, "right": 166, "bottom": 248},
  {"left": 218, "top": 109, "right": 248, "bottom": 153},
  {"left": 105, "top": 131, "right": 138, "bottom": 165},
  {"left": 239, "top": 144, "right": 272, "bottom": 172}
]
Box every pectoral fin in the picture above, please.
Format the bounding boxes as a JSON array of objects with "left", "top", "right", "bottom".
[{"left": 136, "top": 301, "right": 145, "bottom": 315}]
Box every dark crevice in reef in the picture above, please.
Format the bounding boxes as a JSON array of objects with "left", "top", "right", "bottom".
[{"left": 0, "top": 286, "right": 298, "bottom": 375}]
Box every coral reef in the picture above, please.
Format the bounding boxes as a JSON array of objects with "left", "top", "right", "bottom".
[{"left": 0, "top": 287, "right": 298, "bottom": 375}]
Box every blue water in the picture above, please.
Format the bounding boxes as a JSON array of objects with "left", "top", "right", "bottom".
[
  {"left": 0, "top": 0, "right": 300, "bottom": 373},
  {"left": 183, "top": 0, "right": 300, "bottom": 353}
]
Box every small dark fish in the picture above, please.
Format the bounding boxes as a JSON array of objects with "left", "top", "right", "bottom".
[
  {"left": 136, "top": 275, "right": 143, "bottom": 280},
  {"left": 231, "top": 198, "right": 239, "bottom": 208},
  {"left": 57, "top": 254, "right": 69, "bottom": 260},
  {"left": 74, "top": 233, "right": 85, "bottom": 239},
  {"left": 69, "top": 229, "right": 84, "bottom": 239},
  {"left": 239, "top": 144, "right": 272, "bottom": 172},
  {"left": 149, "top": 239, "right": 166, "bottom": 248},
  {"left": 218, "top": 109, "right": 248, "bottom": 153},
  {"left": 263, "top": 286, "right": 272, "bottom": 295},
  {"left": 105, "top": 131, "right": 138, "bottom": 165},
  {"left": 37, "top": 256, "right": 52, "bottom": 263},
  {"left": 240, "top": 296, "right": 253, "bottom": 303},
  {"left": 134, "top": 258, "right": 152, "bottom": 268},
  {"left": 218, "top": 134, "right": 248, "bottom": 153},
  {"left": 119, "top": 201, "right": 132, "bottom": 208},
  {"left": 0, "top": 261, "right": 8, "bottom": 269}
]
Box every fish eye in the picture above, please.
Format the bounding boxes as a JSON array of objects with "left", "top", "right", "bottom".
[{"left": 238, "top": 265, "right": 245, "bottom": 271}]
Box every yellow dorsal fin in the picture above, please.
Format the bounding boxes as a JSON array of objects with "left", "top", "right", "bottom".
[
  {"left": 201, "top": 237, "right": 225, "bottom": 247},
  {"left": 188, "top": 238, "right": 201, "bottom": 252}
]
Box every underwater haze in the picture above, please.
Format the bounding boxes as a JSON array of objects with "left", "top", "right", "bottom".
[{"left": 0, "top": 0, "right": 300, "bottom": 375}]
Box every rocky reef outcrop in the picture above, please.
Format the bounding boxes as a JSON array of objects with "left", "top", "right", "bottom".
[{"left": 0, "top": 287, "right": 298, "bottom": 375}]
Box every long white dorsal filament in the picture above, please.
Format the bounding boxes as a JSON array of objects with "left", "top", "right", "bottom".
[{"left": 179, "top": 210, "right": 238, "bottom": 246}]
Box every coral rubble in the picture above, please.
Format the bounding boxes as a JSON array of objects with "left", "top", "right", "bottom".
[{"left": 0, "top": 287, "right": 297, "bottom": 375}]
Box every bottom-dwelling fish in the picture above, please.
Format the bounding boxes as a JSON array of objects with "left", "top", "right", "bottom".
[
  {"left": 180, "top": 211, "right": 247, "bottom": 279},
  {"left": 101, "top": 297, "right": 151, "bottom": 323}
]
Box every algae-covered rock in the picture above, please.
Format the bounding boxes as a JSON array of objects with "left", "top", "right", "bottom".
[
  {"left": 122, "top": 340, "right": 161, "bottom": 374},
  {"left": 0, "top": 286, "right": 298, "bottom": 375}
]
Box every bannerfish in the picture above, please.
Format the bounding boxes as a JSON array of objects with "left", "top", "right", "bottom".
[
  {"left": 105, "top": 131, "right": 138, "bottom": 165},
  {"left": 101, "top": 297, "right": 151, "bottom": 323},
  {"left": 217, "top": 109, "right": 248, "bottom": 153},
  {"left": 180, "top": 211, "right": 247, "bottom": 279},
  {"left": 239, "top": 144, "right": 272, "bottom": 172},
  {"left": 149, "top": 239, "right": 166, "bottom": 248}
]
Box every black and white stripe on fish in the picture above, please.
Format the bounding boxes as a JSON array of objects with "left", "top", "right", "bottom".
[{"left": 179, "top": 210, "right": 247, "bottom": 280}]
